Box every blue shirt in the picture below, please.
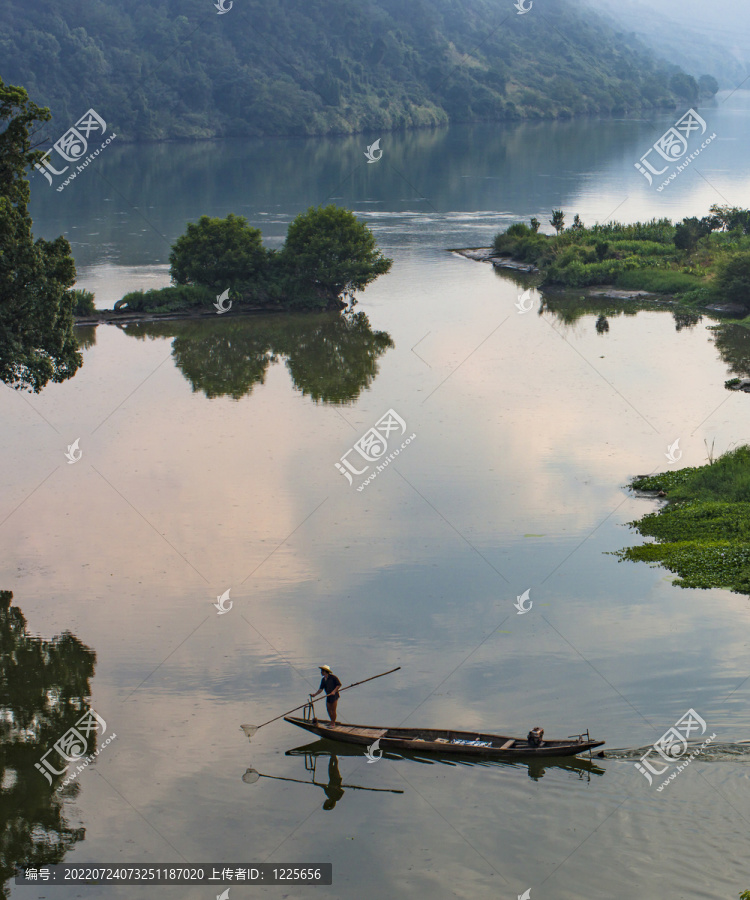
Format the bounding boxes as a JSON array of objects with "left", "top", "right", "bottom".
[{"left": 320, "top": 673, "right": 341, "bottom": 698}]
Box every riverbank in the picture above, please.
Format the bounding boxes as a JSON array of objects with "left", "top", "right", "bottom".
[
  {"left": 616, "top": 446, "right": 750, "bottom": 594},
  {"left": 458, "top": 209, "right": 750, "bottom": 324},
  {"left": 451, "top": 248, "right": 675, "bottom": 302},
  {"left": 73, "top": 304, "right": 286, "bottom": 327}
]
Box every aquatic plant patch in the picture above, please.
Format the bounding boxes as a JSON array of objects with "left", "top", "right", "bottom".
[
  {"left": 618, "top": 447, "right": 750, "bottom": 593},
  {"left": 616, "top": 539, "right": 750, "bottom": 591}
]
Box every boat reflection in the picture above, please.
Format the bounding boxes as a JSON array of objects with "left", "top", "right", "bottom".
[
  {"left": 285, "top": 739, "right": 607, "bottom": 783},
  {"left": 242, "top": 751, "right": 404, "bottom": 810}
]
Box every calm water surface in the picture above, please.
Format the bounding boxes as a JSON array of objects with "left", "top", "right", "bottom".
[{"left": 4, "top": 98, "right": 750, "bottom": 899}]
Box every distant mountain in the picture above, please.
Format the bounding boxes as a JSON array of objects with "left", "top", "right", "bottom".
[
  {"left": 0, "top": 0, "right": 716, "bottom": 140},
  {"left": 587, "top": 0, "right": 750, "bottom": 87}
]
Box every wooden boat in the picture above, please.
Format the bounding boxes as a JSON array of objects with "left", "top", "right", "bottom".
[
  {"left": 284, "top": 716, "right": 604, "bottom": 758},
  {"left": 285, "top": 739, "right": 607, "bottom": 779}
]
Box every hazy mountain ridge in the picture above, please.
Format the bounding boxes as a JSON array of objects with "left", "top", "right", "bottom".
[
  {"left": 588, "top": 0, "right": 750, "bottom": 87},
  {"left": 0, "top": 0, "right": 712, "bottom": 140}
]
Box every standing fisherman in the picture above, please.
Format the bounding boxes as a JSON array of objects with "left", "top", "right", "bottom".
[{"left": 311, "top": 665, "right": 342, "bottom": 725}]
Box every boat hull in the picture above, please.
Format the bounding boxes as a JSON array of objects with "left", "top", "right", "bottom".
[{"left": 284, "top": 717, "right": 605, "bottom": 757}]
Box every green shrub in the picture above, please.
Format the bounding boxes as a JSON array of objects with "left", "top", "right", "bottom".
[
  {"left": 668, "top": 445, "right": 750, "bottom": 504},
  {"left": 677, "top": 286, "right": 717, "bottom": 306},
  {"left": 493, "top": 231, "right": 523, "bottom": 254},
  {"left": 506, "top": 222, "right": 533, "bottom": 238},
  {"left": 614, "top": 269, "right": 702, "bottom": 293},
  {"left": 589, "top": 218, "right": 675, "bottom": 243},
  {"left": 606, "top": 239, "right": 675, "bottom": 257},
  {"left": 492, "top": 230, "right": 549, "bottom": 265},
  {"left": 715, "top": 251, "right": 750, "bottom": 313},
  {"left": 544, "top": 258, "right": 625, "bottom": 287},
  {"left": 68, "top": 288, "right": 96, "bottom": 315},
  {"left": 116, "top": 285, "right": 215, "bottom": 313}
]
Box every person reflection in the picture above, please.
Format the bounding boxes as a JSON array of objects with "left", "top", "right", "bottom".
[
  {"left": 526, "top": 760, "right": 547, "bottom": 782},
  {"left": 322, "top": 755, "right": 344, "bottom": 810}
]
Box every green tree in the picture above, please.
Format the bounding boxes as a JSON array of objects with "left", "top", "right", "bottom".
[
  {"left": 571, "top": 214, "right": 584, "bottom": 232},
  {"left": 698, "top": 74, "right": 719, "bottom": 97},
  {"left": 169, "top": 213, "right": 268, "bottom": 292},
  {"left": 550, "top": 210, "right": 565, "bottom": 234},
  {"left": 669, "top": 72, "right": 699, "bottom": 103},
  {"left": 68, "top": 288, "right": 95, "bottom": 316},
  {"left": 281, "top": 205, "right": 393, "bottom": 309},
  {"left": 707, "top": 204, "right": 750, "bottom": 232},
  {"left": 0, "top": 78, "right": 82, "bottom": 392},
  {"left": 715, "top": 252, "right": 750, "bottom": 312},
  {"left": 674, "top": 217, "right": 711, "bottom": 253}
]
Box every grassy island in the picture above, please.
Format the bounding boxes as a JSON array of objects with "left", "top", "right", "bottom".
[
  {"left": 617, "top": 446, "right": 750, "bottom": 594},
  {"left": 111, "top": 205, "right": 393, "bottom": 317},
  {"left": 491, "top": 207, "right": 750, "bottom": 321}
]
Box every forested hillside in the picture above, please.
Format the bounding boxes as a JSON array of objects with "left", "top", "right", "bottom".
[{"left": 0, "top": 0, "right": 714, "bottom": 140}]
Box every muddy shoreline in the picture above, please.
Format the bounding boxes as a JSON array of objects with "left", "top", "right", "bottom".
[
  {"left": 74, "top": 304, "right": 287, "bottom": 326},
  {"left": 449, "top": 247, "right": 747, "bottom": 312}
]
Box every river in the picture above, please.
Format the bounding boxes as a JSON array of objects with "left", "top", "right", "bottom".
[{"left": 4, "top": 94, "right": 750, "bottom": 900}]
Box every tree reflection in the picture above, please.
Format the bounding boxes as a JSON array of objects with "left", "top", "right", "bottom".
[
  {"left": 712, "top": 323, "right": 750, "bottom": 380},
  {"left": 121, "top": 311, "right": 393, "bottom": 403},
  {"left": 538, "top": 293, "right": 657, "bottom": 329},
  {"left": 537, "top": 293, "right": 750, "bottom": 381},
  {"left": 673, "top": 311, "right": 702, "bottom": 332},
  {"left": 74, "top": 325, "right": 97, "bottom": 350},
  {"left": 0, "top": 590, "right": 96, "bottom": 896},
  {"left": 538, "top": 293, "right": 710, "bottom": 336}
]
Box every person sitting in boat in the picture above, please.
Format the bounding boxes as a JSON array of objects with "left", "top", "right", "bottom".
[
  {"left": 311, "top": 665, "right": 342, "bottom": 725},
  {"left": 527, "top": 726, "right": 544, "bottom": 747}
]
